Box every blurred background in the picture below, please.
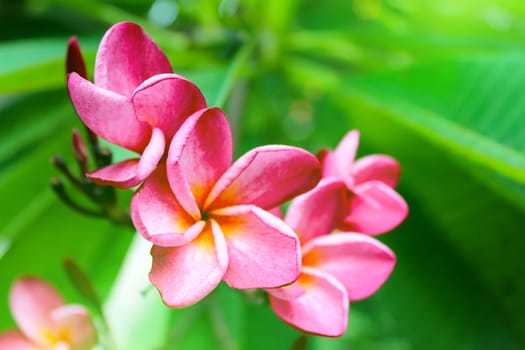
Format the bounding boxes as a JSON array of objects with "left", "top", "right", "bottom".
[{"left": 1, "top": 0, "right": 525, "bottom": 349}]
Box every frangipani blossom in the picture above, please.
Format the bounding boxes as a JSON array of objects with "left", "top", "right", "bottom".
[
  {"left": 0, "top": 277, "right": 96, "bottom": 350},
  {"left": 318, "top": 130, "right": 408, "bottom": 235},
  {"left": 267, "top": 180, "right": 396, "bottom": 337},
  {"left": 67, "top": 22, "right": 206, "bottom": 188},
  {"left": 131, "top": 107, "right": 321, "bottom": 308}
]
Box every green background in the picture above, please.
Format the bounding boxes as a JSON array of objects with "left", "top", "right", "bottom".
[{"left": 1, "top": 0, "right": 525, "bottom": 349}]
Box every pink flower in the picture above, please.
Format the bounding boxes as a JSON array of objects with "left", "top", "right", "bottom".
[
  {"left": 0, "top": 277, "right": 96, "bottom": 350},
  {"left": 318, "top": 130, "right": 408, "bottom": 235},
  {"left": 130, "top": 107, "right": 321, "bottom": 308},
  {"left": 267, "top": 180, "right": 396, "bottom": 337},
  {"left": 67, "top": 22, "right": 206, "bottom": 188}
]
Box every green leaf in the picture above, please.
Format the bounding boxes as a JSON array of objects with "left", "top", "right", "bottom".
[
  {"left": 0, "top": 90, "right": 132, "bottom": 330},
  {"left": 343, "top": 54, "right": 525, "bottom": 207},
  {"left": 332, "top": 88, "right": 525, "bottom": 347},
  {"left": 0, "top": 38, "right": 97, "bottom": 93}
]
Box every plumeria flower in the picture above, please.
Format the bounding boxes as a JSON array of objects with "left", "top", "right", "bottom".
[
  {"left": 318, "top": 130, "right": 408, "bottom": 235},
  {"left": 67, "top": 22, "right": 206, "bottom": 188},
  {"left": 131, "top": 107, "right": 321, "bottom": 308},
  {"left": 266, "top": 180, "right": 396, "bottom": 337},
  {"left": 0, "top": 277, "right": 96, "bottom": 350}
]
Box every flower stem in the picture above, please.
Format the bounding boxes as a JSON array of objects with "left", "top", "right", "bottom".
[{"left": 214, "top": 38, "right": 257, "bottom": 110}]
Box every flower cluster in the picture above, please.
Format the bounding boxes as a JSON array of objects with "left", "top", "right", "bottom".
[
  {"left": 63, "top": 22, "right": 407, "bottom": 337},
  {"left": 0, "top": 277, "right": 96, "bottom": 350}
]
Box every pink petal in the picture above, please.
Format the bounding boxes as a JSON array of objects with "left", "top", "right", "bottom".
[
  {"left": 334, "top": 129, "right": 360, "bottom": 168},
  {"left": 267, "top": 206, "right": 283, "bottom": 219},
  {"left": 132, "top": 74, "right": 207, "bottom": 140},
  {"left": 212, "top": 205, "right": 301, "bottom": 289},
  {"left": 302, "top": 233, "right": 396, "bottom": 301},
  {"left": 94, "top": 22, "right": 172, "bottom": 96},
  {"left": 0, "top": 331, "right": 40, "bottom": 350},
  {"left": 317, "top": 148, "right": 339, "bottom": 179},
  {"left": 265, "top": 281, "right": 305, "bottom": 301},
  {"left": 269, "top": 267, "right": 348, "bottom": 337},
  {"left": 50, "top": 305, "right": 96, "bottom": 350},
  {"left": 341, "top": 181, "right": 408, "bottom": 235},
  {"left": 167, "top": 108, "right": 232, "bottom": 218},
  {"left": 87, "top": 127, "right": 165, "bottom": 188},
  {"left": 205, "top": 146, "right": 321, "bottom": 211},
  {"left": 87, "top": 158, "right": 140, "bottom": 187},
  {"left": 352, "top": 154, "right": 401, "bottom": 188},
  {"left": 68, "top": 73, "right": 150, "bottom": 153},
  {"left": 9, "top": 277, "right": 64, "bottom": 346},
  {"left": 285, "top": 179, "right": 349, "bottom": 244},
  {"left": 150, "top": 220, "right": 228, "bottom": 308},
  {"left": 131, "top": 166, "right": 196, "bottom": 246}
]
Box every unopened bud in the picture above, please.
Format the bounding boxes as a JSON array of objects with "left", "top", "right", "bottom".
[
  {"left": 66, "top": 36, "right": 88, "bottom": 79},
  {"left": 72, "top": 130, "right": 88, "bottom": 162}
]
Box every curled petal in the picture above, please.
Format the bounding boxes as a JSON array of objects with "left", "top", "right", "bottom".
[
  {"left": 87, "top": 127, "right": 165, "bottom": 188},
  {"left": 131, "top": 166, "right": 195, "bottom": 246},
  {"left": 9, "top": 277, "right": 64, "bottom": 346},
  {"left": 269, "top": 267, "right": 348, "bottom": 337},
  {"left": 50, "top": 305, "right": 96, "bottom": 350},
  {"left": 212, "top": 205, "right": 301, "bottom": 289},
  {"left": 132, "top": 74, "right": 207, "bottom": 140},
  {"left": 285, "top": 179, "right": 349, "bottom": 244},
  {"left": 94, "top": 22, "right": 172, "bottom": 95},
  {"left": 68, "top": 73, "right": 150, "bottom": 152},
  {"left": 266, "top": 281, "right": 305, "bottom": 301},
  {"left": 150, "top": 220, "right": 228, "bottom": 308},
  {"left": 302, "top": 233, "right": 396, "bottom": 301},
  {"left": 341, "top": 181, "right": 408, "bottom": 235},
  {"left": 0, "top": 331, "right": 40, "bottom": 350},
  {"left": 205, "top": 146, "right": 321, "bottom": 211},
  {"left": 167, "top": 108, "right": 232, "bottom": 219},
  {"left": 352, "top": 154, "right": 401, "bottom": 188}
]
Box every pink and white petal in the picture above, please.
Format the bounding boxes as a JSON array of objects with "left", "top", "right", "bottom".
[
  {"left": 149, "top": 220, "right": 228, "bottom": 308},
  {"left": 205, "top": 146, "right": 321, "bottom": 211},
  {"left": 88, "top": 127, "right": 165, "bottom": 188},
  {"left": 285, "top": 179, "right": 349, "bottom": 244},
  {"left": 265, "top": 280, "right": 305, "bottom": 301},
  {"left": 9, "top": 277, "right": 64, "bottom": 346},
  {"left": 302, "top": 233, "right": 395, "bottom": 301},
  {"left": 132, "top": 74, "right": 207, "bottom": 140},
  {"left": 212, "top": 205, "right": 301, "bottom": 289},
  {"left": 269, "top": 267, "right": 349, "bottom": 337},
  {"left": 94, "top": 22, "right": 172, "bottom": 96},
  {"left": 50, "top": 305, "right": 96, "bottom": 350},
  {"left": 340, "top": 181, "right": 408, "bottom": 235},
  {"left": 68, "top": 73, "right": 150, "bottom": 152},
  {"left": 0, "top": 331, "right": 40, "bottom": 350},
  {"left": 352, "top": 154, "right": 401, "bottom": 188},
  {"left": 167, "top": 108, "right": 232, "bottom": 215},
  {"left": 131, "top": 166, "right": 195, "bottom": 245}
]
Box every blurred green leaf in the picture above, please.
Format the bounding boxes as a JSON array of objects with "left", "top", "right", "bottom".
[
  {"left": 0, "top": 39, "right": 97, "bottom": 93},
  {"left": 0, "top": 90, "right": 132, "bottom": 330},
  {"left": 334, "top": 85, "right": 525, "bottom": 347},
  {"left": 344, "top": 54, "right": 525, "bottom": 206}
]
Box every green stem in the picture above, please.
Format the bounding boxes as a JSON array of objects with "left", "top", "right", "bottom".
[{"left": 214, "top": 38, "right": 257, "bottom": 109}]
